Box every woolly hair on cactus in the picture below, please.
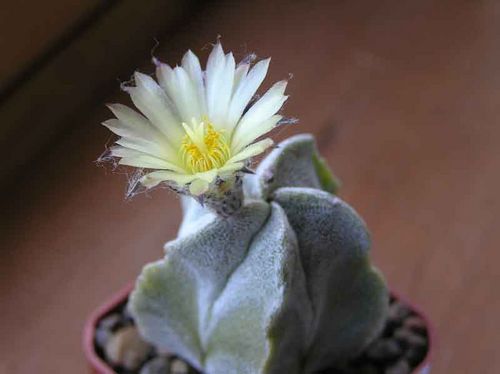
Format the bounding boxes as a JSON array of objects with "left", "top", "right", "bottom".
[
  {"left": 102, "top": 42, "right": 388, "bottom": 374},
  {"left": 129, "top": 135, "right": 388, "bottom": 374}
]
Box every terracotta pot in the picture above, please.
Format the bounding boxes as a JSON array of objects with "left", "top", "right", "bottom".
[{"left": 83, "top": 284, "right": 434, "bottom": 374}]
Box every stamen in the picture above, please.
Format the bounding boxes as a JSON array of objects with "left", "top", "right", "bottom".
[{"left": 180, "top": 119, "right": 230, "bottom": 173}]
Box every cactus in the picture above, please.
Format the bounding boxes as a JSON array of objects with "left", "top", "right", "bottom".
[{"left": 129, "top": 134, "right": 388, "bottom": 374}]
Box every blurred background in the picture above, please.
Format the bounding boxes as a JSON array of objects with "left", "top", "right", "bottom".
[{"left": 1, "top": 0, "right": 499, "bottom": 372}]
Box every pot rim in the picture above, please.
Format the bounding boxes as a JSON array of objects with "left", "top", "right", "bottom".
[
  {"left": 83, "top": 284, "right": 435, "bottom": 374},
  {"left": 83, "top": 282, "right": 134, "bottom": 374}
]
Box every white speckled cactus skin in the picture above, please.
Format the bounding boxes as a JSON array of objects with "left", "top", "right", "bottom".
[{"left": 129, "top": 134, "right": 389, "bottom": 374}]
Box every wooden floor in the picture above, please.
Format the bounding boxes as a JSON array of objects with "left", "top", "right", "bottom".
[{"left": 2, "top": 0, "right": 500, "bottom": 372}]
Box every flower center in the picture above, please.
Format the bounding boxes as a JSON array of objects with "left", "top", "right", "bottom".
[{"left": 180, "top": 118, "right": 231, "bottom": 173}]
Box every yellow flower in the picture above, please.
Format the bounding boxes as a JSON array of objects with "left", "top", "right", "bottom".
[{"left": 103, "top": 43, "right": 288, "bottom": 196}]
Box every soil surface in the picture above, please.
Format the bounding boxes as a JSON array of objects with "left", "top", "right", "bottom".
[{"left": 94, "top": 295, "right": 429, "bottom": 374}]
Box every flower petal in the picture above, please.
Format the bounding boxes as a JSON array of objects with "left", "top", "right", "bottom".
[
  {"left": 189, "top": 178, "right": 210, "bottom": 195},
  {"left": 102, "top": 118, "right": 143, "bottom": 142},
  {"left": 232, "top": 63, "right": 249, "bottom": 94},
  {"left": 114, "top": 137, "right": 163, "bottom": 159},
  {"left": 227, "top": 138, "right": 274, "bottom": 164},
  {"left": 105, "top": 104, "right": 181, "bottom": 161},
  {"left": 126, "top": 72, "right": 184, "bottom": 144},
  {"left": 106, "top": 104, "right": 157, "bottom": 141},
  {"left": 205, "top": 43, "right": 225, "bottom": 115},
  {"left": 226, "top": 58, "right": 270, "bottom": 129},
  {"left": 156, "top": 64, "right": 202, "bottom": 123},
  {"left": 219, "top": 162, "right": 244, "bottom": 173},
  {"left": 103, "top": 118, "right": 174, "bottom": 161},
  {"left": 206, "top": 44, "right": 236, "bottom": 130},
  {"left": 140, "top": 169, "right": 218, "bottom": 194},
  {"left": 141, "top": 171, "right": 197, "bottom": 188},
  {"left": 118, "top": 157, "right": 175, "bottom": 170},
  {"left": 182, "top": 50, "right": 207, "bottom": 114},
  {"left": 217, "top": 162, "right": 245, "bottom": 179},
  {"left": 231, "top": 115, "right": 282, "bottom": 153},
  {"left": 188, "top": 169, "right": 218, "bottom": 195},
  {"left": 231, "top": 81, "right": 287, "bottom": 150},
  {"left": 112, "top": 147, "right": 185, "bottom": 172},
  {"left": 194, "top": 169, "right": 218, "bottom": 183},
  {"left": 155, "top": 62, "right": 174, "bottom": 92}
]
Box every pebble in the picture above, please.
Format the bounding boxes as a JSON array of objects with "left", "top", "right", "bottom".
[
  {"left": 96, "top": 299, "right": 429, "bottom": 374},
  {"left": 403, "top": 316, "right": 427, "bottom": 335},
  {"left": 95, "top": 313, "right": 122, "bottom": 349},
  {"left": 404, "top": 345, "right": 428, "bottom": 367},
  {"left": 99, "top": 313, "right": 122, "bottom": 330},
  {"left": 385, "top": 360, "right": 411, "bottom": 374},
  {"left": 393, "top": 328, "right": 427, "bottom": 348},
  {"left": 105, "top": 325, "right": 152, "bottom": 371},
  {"left": 365, "top": 338, "right": 403, "bottom": 362},
  {"left": 95, "top": 327, "right": 112, "bottom": 349},
  {"left": 171, "top": 358, "right": 189, "bottom": 374},
  {"left": 388, "top": 302, "right": 411, "bottom": 325},
  {"left": 140, "top": 356, "right": 171, "bottom": 374}
]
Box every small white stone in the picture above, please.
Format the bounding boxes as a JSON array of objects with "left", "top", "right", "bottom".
[
  {"left": 170, "top": 358, "right": 189, "bottom": 374},
  {"left": 105, "top": 325, "right": 151, "bottom": 370}
]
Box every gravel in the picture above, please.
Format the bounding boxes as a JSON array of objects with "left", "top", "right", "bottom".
[{"left": 95, "top": 296, "right": 429, "bottom": 374}]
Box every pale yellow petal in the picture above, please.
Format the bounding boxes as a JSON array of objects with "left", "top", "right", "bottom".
[
  {"left": 233, "top": 80, "right": 287, "bottom": 141},
  {"left": 105, "top": 105, "right": 156, "bottom": 141},
  {"left": 231, "top": 114, "right": 282, "bottom": 153},
  {"left": 205, "top": 43, "right": 226, "bottom": 114},
  {"left": 114, "top": 137, "right": 165, "bottom": 160},
  {"left": 140, "top": 171, "right": 197, "bottom": 188},
  {"left": 194, "top": 169, "right": 218, "bottom": 183},
  {"left": 232, "top": 63, "right": 249, "bottom": 94},
  {"left": 188, "top": 169, "right": 218, "bottom": 195},
  {"left": 219, "top": 162, "right": 244, "bottom": 173},
  {"left": 127, "top": 72, "right": 184, "bottom": 144},
  {"left": 112, "top": 147, "right": 185, "bottom": 172},
  {"left": 140, "top": 169, "right": 217, "bottom": 194},
  {"left": 103, "top": 119, "right": 174, "bottom": 161},
  {"left": 217, "top": 162, "right": 245, "bottom": 179},
  {"left": 227, "top": 138, "right": 274, "bottom": 164},
  {"left": 157, "top": 65, "right": 201, "bottom": 123},
  {"left": 206, "top": 44, "right": 236, "bottom": 130},
  {"left": 189, "top": 178, "right": 210, "bottom": 195},
  {"left": 181, "top": 50, "right": 207, "bottom": 114},
  {"left": 226, "top": 58, "right": 270, "bottom": 129}
]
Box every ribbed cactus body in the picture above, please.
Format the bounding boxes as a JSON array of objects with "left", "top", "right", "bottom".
[{"left": 130, "top": 134, "right": 388, "bottom": 374}]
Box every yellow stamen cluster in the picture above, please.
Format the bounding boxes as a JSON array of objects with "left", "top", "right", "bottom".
[{"left": 180, "top": 120, "right": 231, "bottom": 173}]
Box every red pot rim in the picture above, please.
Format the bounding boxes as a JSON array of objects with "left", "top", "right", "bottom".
[
  {"left": 83, "top": 282, "right": 135, "bottom": 374},
  {"left": 83, "top": 284, "right": 435, "bottom": 374}
]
